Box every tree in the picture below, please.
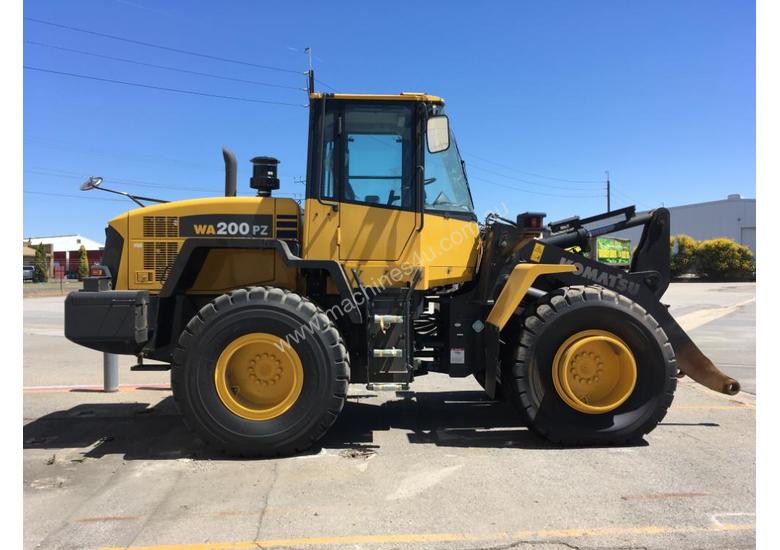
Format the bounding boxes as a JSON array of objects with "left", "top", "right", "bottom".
[
  {"left": 696, "top": 238, "right": 755, "bottom": 281},
  {"left": 78, "top": 244, "right": 89, "bottom": 280},
  {"left": 670, "top": 234, "right": 699, "bottom": 277},
  {"left": 33, "top": 244, "right": 48, "bottom": 283}
]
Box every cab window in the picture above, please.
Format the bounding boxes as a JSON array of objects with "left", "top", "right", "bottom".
[
  {"left": 424, "top": 131, "right": 474, "bottom": 216},
  {"left": 321, "top": 111, "right": 337, "bottom": 200},
  {"left": 342, "top": 103, "right": 414, "bottom": 209}
]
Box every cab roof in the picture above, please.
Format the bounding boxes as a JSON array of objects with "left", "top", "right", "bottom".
[{"left": 309, "top": 92, "right": 444, "bottom": 104}]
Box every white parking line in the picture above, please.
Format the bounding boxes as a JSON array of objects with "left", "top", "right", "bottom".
[
  {"left": 676, "top": 297, "right": 756, "bottom": 332},
  {"left": 710, "top": 512, "right": 756, "bottom": 528}
]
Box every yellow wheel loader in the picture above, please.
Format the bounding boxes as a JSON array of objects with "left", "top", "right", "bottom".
[{"left": 64, "top": 89, "right": 740, "bottom": 457}]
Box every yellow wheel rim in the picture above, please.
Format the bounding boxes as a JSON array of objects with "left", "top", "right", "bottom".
[
  {"left": 551, "top": 329, "right": 637, "bottom": 414},
  {"left": 214, "top": 333, "right": 303, "bottom": 421}
]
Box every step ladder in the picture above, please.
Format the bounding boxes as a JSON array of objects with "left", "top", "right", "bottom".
[{"left": 352, "top": 268, "right": 421, "bottom": 392}]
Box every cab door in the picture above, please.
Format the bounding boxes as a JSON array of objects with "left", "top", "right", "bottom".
[
  {"left": 302, "top": 105, "right": 340, "bottom": 262},
  {"left": 337, "top": 102, "right": 418, "bottom": 262}
]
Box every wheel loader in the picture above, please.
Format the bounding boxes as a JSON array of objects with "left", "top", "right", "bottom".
[{"left": 64, "top": 88, "right": 740, "bottom": 456}]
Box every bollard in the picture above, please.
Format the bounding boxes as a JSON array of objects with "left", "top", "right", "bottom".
[{"left": 103, "top": 353, "right": 119, "bottom": 392}]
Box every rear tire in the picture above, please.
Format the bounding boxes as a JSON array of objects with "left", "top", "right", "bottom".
[
  {"left": 171, "top": 287, "right": 349, "bottom": 457},
  {"left": 504, "top": 285, "right": 676, "bottom": 445}
]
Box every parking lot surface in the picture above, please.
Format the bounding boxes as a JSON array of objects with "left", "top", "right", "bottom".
[{"left": 23, "top": 283, "right": 756, "bottom": 550}]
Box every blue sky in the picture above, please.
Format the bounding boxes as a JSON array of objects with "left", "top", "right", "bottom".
[{"left": 23, "top": 0, "right": 755, "bottom": 242}]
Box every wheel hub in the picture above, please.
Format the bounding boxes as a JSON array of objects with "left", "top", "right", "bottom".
[
  {"left": 215, "top": 333, "right": 303, "bottom": 421},
  {"left": 248, "top": 353, "right": 283, "bottom": 385},
  {"left": 551, "top": 329, "right": 637, "bottom": 414}
]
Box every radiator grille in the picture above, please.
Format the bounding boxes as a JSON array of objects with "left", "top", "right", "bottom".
[
  {"left": 143, "top": 216, "right": 179, "bottom": 238},
  {"left": 142, "top": 241, "right": 179, "bottom": 281}
]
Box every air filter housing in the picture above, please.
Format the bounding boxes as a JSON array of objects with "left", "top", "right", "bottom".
[{"left": 250, "top": 156, "right": 280, "bottom": 197}]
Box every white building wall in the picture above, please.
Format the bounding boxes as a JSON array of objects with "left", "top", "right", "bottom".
[
  {"left": 27, "top": 235, "right": 104, "bottom": 252},
  {"left": 609, "top": 195, "right": 756, "bottom": 255}
]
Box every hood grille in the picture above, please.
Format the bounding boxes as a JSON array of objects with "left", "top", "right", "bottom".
[
  {"left": 143, "top": 241, "right": 179, "bottom": 281},
  {"left": 143, "top": 216, "right": 179, "bottom": 238}
]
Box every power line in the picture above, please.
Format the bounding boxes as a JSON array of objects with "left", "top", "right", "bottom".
[
  {"left": 314, "top": 78, "right": 339, "bottom": 93},
  {"left": 24, "top": 17, "right": 304, "bottom": 75},
  {"left": 25, "top": 40, "right": 307, "bottom": 91},
  {"left": 24, "top": 190, "right": 127, "bottom": 203},
  {"left": 470, "top": 175, "right": 605, "bottom": 199},
  {"left": 467, "top": 161, "right": 604, "bottom": 191},
  {"left": 464, "top": 152, "right": 604, "bottom": 184},
  {"left": 24, "top": 137, "right": 224, "bottom": 173},
  {"left": 612, "top": 188, "right": 654, "bottom": 211},
  {"left": 26, "top": 176, "right": 598, "bottom": 204},
  {"left": 25, "top": 169, "right": 218, "bottom": 194},
  {"left": 24, "top": 66, "right": 306, "bottom": 107},
  {"left": 468, "top": 165, "right": 602, "bottom": 193},
  {"left": 26, "top": 168, "right": 304, "bottom": 199}
]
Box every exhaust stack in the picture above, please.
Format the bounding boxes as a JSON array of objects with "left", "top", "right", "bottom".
[{"left": 222, "top": 147, "right": 237, "bottom": 197}]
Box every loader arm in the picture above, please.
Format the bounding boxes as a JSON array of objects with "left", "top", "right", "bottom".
[
  {"left": 481, "top": 207, "right": 740, "bottom": 398},
  {"left": 519, "top": 240, "right": 740, "bottom": 395}
]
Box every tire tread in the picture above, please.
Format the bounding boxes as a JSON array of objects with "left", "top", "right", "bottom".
[
  {"left": 171, "top": 286, "right": 350, "bottom": 457},
  {"left": 506, "top": 285, "right": 677, "bottom": 445}
]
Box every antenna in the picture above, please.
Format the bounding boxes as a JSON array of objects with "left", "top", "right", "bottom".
[
  {"left": 304, "top": 47, "right": 314, "bottom": 93},
  {"left": 605, "top": 170, "right": 611, "bottom": 212}
]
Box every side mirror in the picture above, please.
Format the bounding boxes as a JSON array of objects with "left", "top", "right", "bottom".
[
  {"left": 80, "top": 176, "right": 103, "bottom": 191},
  {"left": 426, "top": 115, "right": 450, "bottom": 153}
]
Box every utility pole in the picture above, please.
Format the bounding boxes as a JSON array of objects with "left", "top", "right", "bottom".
[
  {"left": 304, "top": 47, "right": 314, "bottom": 93},
  {"left": 605, "top": 170, "right": 611, "bottom": 212}
]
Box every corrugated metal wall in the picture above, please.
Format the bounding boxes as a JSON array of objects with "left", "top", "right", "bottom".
[{"left": 609, "top": 196, "right": 756, "bottom": 255}]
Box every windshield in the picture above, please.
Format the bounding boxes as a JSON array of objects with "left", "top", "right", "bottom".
[{"left": 424, "top": 108, "right": 475, "bottom": 217}]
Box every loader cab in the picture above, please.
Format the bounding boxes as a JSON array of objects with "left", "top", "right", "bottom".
[{"left": 303, "top": 93, "right": 480, "bottom": 289}]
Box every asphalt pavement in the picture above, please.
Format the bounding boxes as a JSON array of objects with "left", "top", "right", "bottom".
[{"left": 23, "top": 282, "right": 756, "bottom": 550}]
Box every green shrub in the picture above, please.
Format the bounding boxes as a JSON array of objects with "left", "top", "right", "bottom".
[
  {"left": 78, "top": 244, "right": 89, "bottom": 280},
  {"left": 33, "top": 244, "right": 48, "bottom": 283},
  {"left": 670, "top": 234, "right": 699, "bottom": 277},
  {"left": 696, "top": 238, "right": 755, "bottom": 281}
]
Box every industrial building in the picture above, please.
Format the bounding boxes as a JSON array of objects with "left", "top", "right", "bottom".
[
  {"left": 26, "top": 234, "right": 104, "bottom": 278},
  {"left": 610, "top": 194, "right": 756, "bottom": 255}
]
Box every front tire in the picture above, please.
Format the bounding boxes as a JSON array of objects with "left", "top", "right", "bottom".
[
  {"left": 171, "top": 287, "right": 349, "bottom": 457},
  {"left": 504, "top": 285, "right": 677, "bottom": 445},
  {"left": 473, "top": 370, "right": 504, "bottom": 400}
]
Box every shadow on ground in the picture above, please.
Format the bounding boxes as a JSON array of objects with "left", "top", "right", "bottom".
[{"left": 23, "top": 390, "right": 649, "bottom": 460}]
